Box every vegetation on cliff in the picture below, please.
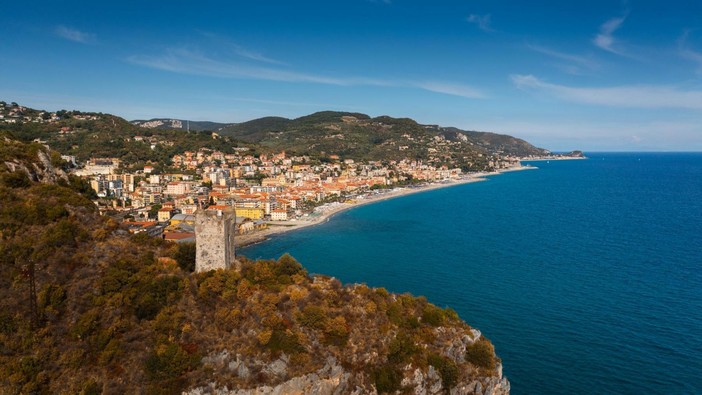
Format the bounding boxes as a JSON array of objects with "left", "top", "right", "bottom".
[{"left": 0, "top": 131, "right": 506, "bottom": 394}]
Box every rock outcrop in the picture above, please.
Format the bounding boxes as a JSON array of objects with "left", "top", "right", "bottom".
[
  {"left": 2, "top": 136, "right": 68, "bottom": 184},
  {"left": 186, "top": 353, "right": 509, "bottom": 395}
]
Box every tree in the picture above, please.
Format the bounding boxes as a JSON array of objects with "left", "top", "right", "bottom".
[
  {"left": 148, "top": 204, "right": 162, "bottom": 219},
  {"left": 174, "top": 243, "right": 196, "bottom": 272}
]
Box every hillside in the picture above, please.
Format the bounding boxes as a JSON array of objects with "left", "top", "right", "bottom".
[
  {"left": 0, "top": 102, "right": 252, "bottom": 173},
  {"left": 131, "top": 119, "right": 233, "bottom": 132},
  {"left": 0, "top": 135, "right": 509, "bottom": 394},
  {"left": 2, "top": 101, "right": 551, "bottom": 173},
  {"left": 218, "top": 111, "right": 549, "bottom": 169}
]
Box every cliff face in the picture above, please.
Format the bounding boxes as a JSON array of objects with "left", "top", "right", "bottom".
[
  {"left": 187, "top": 350, "right": 509, "bottom": 395},
  {"left": 183, "top": 274, "right": 509, "bottom": 395}
]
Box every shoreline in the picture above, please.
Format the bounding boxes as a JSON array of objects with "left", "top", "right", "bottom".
[{"left": 235, "top": 165, "right": 537, "bottom": 249}]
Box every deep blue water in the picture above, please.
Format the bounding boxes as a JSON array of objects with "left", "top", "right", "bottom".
[{"left": 241, "top": 153, "right": 702, "bottom": 394}]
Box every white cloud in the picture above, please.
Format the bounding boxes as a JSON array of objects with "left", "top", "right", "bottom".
[
  {"left": 511, "top": 74, "right": 702, "bottom": 110},
  {"left": 678, "top": 31, "right": 702, "bottom": 74},
  {"left": 128, "top": 48, "right": 347, "bottom": 85},
  {"left": 526, "top": 44, "right": 599, "bottom": 73},
  {"left": 55, "top": 25, "right": 95, "bottom": 44},
  {"left": 128, "top": 47, "right": 485, "bottom": 99},
  {"left": 413, "top": 81, "right": 485, "bottom": 99},
  {"left": 593, "top": 16, "right": 626, "bottom": 54},
  {"left": 467, "top": 14, "right": 493, "bottom": 32},
  {"left": 197, "top": 31, "right": 285, "bottom": 65},
  {"left": 681, "top": 48, "right": 702, "bottom": 74}
]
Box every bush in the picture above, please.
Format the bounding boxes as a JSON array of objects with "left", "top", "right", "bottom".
[
  {"left": 465, "top": 338, "right": 496, "bottom": 369},
  {"left": 145, "top": 343, "right": 199, "bottom": 382},
  {"left": 174, "top": 242, "right": 196, "bottom": 272},
  {"left": 1, "top": 170, "right": 31, "bottom": 188},
  {"left": 421, "top": 305, "right": 446, "bottom": 327},
  {"left": 388, "top": 332, "right": 419, "bottom": 364},
  {"left": 297, "top": 305, "right": 327, "bottom": 330},
  {"left": 372, "top": 365, "right": 402, "bottom": 394},
  {"left": 266, "top": 329, "right": 304, "bottom": 354},
  {"left": 276, "top": 253, "right": 304, "bottom": 276},
  {"left": 428, "top": 353, "right": 459, "bottom": 390}
]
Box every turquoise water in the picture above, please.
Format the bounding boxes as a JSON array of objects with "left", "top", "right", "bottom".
[{"left": 241, "top": 153, "right": 702, "bottom": 394}]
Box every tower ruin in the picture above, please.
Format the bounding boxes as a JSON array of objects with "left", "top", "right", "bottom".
[{"left": 194, "top": 206, "right": 238, "bottom": 272}]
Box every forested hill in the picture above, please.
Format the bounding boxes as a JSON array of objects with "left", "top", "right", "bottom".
[
  {"left": 1, "top": 101, "right": 550, "bottom": 173},
  {"left": 0, "top": 134, "right": 509, "bottom": 394},
  {"left": 218, "top": 111, "right": 550, "bottom": 160}
]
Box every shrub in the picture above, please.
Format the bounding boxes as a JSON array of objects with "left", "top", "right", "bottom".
[
  {"left": 297, "top": 305, "right": 327, "bottom": 330},
  {"left": 372, "top": 365, "right": 402, "bottom": 394},
  {"left": 174, "top": 242, "right": 196, "bottom": 272},
  {"left": 276, "top": 253, "right": 304, "bottom": 276},
  {"left": 465, "top": 338, "right": 496, "bottom": 369},
  {"left": 421, "top": 304, "right": 446, "bottom": 327},
  {"left": 266, "top": 329, "right": 304, "bottom": 354},
  {"left": 1, "top": 170, "right": 31, "bottom": 188},
  {"left": 323, "top": 316, "right": 349, "bottom": 346},
  {"left": 388, "top": 332, "right": 419, "bottom": 364},
  {"left": 428, "top": 353, "right": 459, "bottom": 390},
  {"left": 144, "top": 343, "right": 199, "bottom": 381},
  {"left": 80, "top": 380, "right": 102, "bottom": 395}
]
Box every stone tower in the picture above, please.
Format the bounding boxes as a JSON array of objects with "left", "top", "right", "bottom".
[{"left": 194, "top": 206, "right": 238, "bottom": 272}]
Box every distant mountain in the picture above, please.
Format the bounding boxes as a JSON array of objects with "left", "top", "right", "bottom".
[
  {"left": 131, "top": 118, "right": 234, "bottom": 132},
  {"left": 217, "top": 111, "right": 550, "bottom": 167},
  {"left": 438, "top": 127, "right": 550, "bottom": 157},
  {"left": 3, "top": 101, "right": 556, "bottom": 172}
]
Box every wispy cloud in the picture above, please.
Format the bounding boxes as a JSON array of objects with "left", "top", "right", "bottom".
[
  {"left": 55, "top": 25, "right": 95, "bottom": 44},
  {"left": 511, "top": 74, "right": 702, "bottom": 110},
  {"left": 197, "top": 31, "right": 285, "bottom": 65},
  {"left": 526, "top": 44, "right": 599, "bottom": 74},
  {"left": 128, "top": 47, "right": 347, "bottom": 84},
  {"left": 678, "top": 30, "right": 702, "bottom": 74},
  {"left": 681, "top": 48, "right": 702, "bottom": 74},
  {"left": 593, "top": 16, "right": 626, "bottom": 55},
  {"left": 413, "top": 81, "right": 485, "bottom": 99},
  {"left": 128, "top": 47, "right": 485, "bottom": 99},
  {"left": 466, "top": 14, "right": 493, "bottom": 32}
]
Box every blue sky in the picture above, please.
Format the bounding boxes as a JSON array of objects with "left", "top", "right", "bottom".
[{"left": 2, "top": 0, "right": 702, "bottom": 151}]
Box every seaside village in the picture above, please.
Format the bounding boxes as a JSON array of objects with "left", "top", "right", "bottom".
[
  {"left": 68, "top": 145, "right": 522, "bottom": 244},
  {"left": 1, "top": 101, "right": 522, "bottom": 243}
]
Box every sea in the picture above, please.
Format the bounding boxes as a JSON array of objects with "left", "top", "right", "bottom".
[{"left": 241, "top": 153, "right": 702, "bottom": 394}]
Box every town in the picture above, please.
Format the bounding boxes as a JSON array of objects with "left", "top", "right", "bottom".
[{"left": 1, "top": 100, "right": 543, "bottom": 245}]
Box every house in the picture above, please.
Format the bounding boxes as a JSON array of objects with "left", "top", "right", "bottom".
[
  {"left": 235, "top": 217, "right": 255, "bottom": 234},
  {"left": 157, "top": 208, "right": 174, "bottom": 223},
  {"left": 234, "top": 207, "right": 265, "bottom": 220},
  {"left": 271, "top": 208, "right": 289, "bottom": 221}
]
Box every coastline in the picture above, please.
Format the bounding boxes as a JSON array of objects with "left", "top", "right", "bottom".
[{"left": 235, "top": 165, "right": 537, "bottom": 249}]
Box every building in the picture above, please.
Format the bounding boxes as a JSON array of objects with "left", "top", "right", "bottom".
[
  {"left": 271, "top": 208, "right": 289, "bottom": 221},
  {"left": 194, "top": 207, "right": 238, "bottom": 272},
  {"left": 234, "top": 207, "right": 265, "bottom": 220},
  {"left": 157, "top": 208, "right": 174, "bottom": 222}
]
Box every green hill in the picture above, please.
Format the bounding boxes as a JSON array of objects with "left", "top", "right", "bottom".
[
  {"left": 2, "top": 101, "right": 550, "bottom": 173},
  {"left": 218, "top": 111, "right": 549, "bottom": 168},
  {"left": 0, "top": 134, "right": 509, "bottom": 394}
]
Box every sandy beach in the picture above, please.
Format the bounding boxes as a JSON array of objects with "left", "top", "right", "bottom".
[{"left": 235, "top": 165, "right": 537, "bottom": 248}]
